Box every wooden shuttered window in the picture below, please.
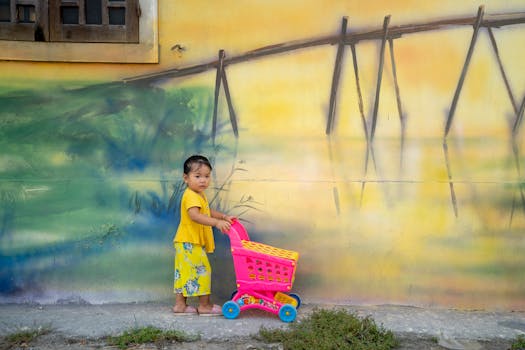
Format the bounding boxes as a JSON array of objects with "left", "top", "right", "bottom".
[
  {"left": 49, "top": 0, "right": 139, "bottom": 43},
  {"left": 0, "top": 0, "right": 139, "bottom": 43},
  {"left": 0, "top": 0, "right": 48, "bottom": 41}
]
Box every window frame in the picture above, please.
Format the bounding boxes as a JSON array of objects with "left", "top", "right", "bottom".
[
  {"left": 0, "top": 0, "right": 157, "bottom": 63},
  {"left": 0, "top": 0, "right": 48, "bottom": 41},
  {"left": 48, "top": 0, "right": 139, "bottom": 43}
]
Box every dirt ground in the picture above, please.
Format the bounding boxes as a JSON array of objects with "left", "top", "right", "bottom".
[
  {"left": 0, "top": 332, "right": 516, "bottom": 350},
  {"left": 1, "top": 303, "right": 523, "bottom": 350}
]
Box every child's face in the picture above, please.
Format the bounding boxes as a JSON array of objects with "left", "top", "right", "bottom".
[{"left": 183, "top": 164, "right": 212, "bottom": 194}]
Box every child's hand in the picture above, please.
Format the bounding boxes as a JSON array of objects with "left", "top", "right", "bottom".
[
  {"left": 224, "top": 215, "right": 236, "bottom": 224},
  {"left": 215, "top": 219, "right": 231, "bottom": 233}
]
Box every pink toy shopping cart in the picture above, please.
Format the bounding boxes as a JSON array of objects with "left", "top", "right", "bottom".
[{"left": 222, "top": 220, "right": 301, "bottom": 322}]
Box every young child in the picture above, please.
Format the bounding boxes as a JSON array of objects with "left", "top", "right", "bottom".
[{"left": 172, "top": 155, "right": 235, "bottom": 316}]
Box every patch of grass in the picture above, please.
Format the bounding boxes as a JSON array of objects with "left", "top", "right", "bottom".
[
  {"left": 512, "top": 335, "right": 525, "bottom": 350},
  {"left": 257, "top": 308, "right": 399, "bottom": 350},
  {"left": 4, "top": 325, "right": 52, "bottom": 349},
  {"left": 106, "top": 326, "right": 200, "bottom": 349}
]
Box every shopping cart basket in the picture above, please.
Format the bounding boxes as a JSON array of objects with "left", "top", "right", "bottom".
[{"left": 222, "top": 220, "right": 301, "bottom": 322}]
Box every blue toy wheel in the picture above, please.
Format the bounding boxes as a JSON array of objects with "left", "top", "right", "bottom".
[
  {"left": 222, "top": 301, "right": 240, "bottom": 319},
  {"left": 278, "top": 304, "right": 297, "bottom": 323},
  {"left": 289, "top": 293, "right": 301, "bottom": 309}
]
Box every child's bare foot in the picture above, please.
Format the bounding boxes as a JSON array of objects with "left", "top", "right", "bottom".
[
  {"left": 197, "top": 304, "right": 222, "bottom": 316},
  {"left": 172, "top": 304, "right": 197, "bottom": 315}
]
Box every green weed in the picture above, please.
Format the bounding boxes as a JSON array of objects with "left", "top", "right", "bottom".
[
  {"left": 106, "top": 325, "right": 200, "bottom": 349},
  {"left": 4, "top": 325, "right": 52, "bottom": 349},
  {"left": 257, "top": 308, "right": 399, "bottom": 350},
  {"left": 511, "top": 335, "right": 525, "bottom": 350}
]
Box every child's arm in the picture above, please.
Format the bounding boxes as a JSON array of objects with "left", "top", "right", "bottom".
[
  {"left": 187, "top": 207, "right": 232, "bottom": 233},
  {"left": 210, "top": 209, "right": 236, "bottom": 223}
]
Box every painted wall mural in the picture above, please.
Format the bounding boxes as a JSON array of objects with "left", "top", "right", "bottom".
[{"left": 1, "top": 1, "right": 525, "bottom": 310}]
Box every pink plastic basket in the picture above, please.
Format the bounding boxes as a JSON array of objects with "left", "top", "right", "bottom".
[{"left": 227, "top": 220, "right": 299, "bottom": 292}]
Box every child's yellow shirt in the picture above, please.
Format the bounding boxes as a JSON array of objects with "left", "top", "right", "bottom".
[{"left": 173, "top": 188, "right": 215, "bottom": 253}]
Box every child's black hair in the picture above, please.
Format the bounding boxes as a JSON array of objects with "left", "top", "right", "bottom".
[{"left": 183, "top": 155, "right": 212, "bottom": 174}]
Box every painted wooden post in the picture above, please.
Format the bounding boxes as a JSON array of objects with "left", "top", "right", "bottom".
[
  {"left": 221, "top": 62, "right": 239, "bottom": 138},
  {"left": 487, "top": 27, "right": 518, "bottom": 116},
  {"left": 370, "top": 15, "right": 391, "bottom": 142},
  {"left": 350, "top": 44, "right": 368, "bottom": 143},
  {"left": 326, "top": 17, "right": 348, "bottom": 135},
  {"left": 388, "top": 38, "right": 406, "bottom": 171},
  {"left": 359, "top": 15, "right": 390, "bottom": 208},
  {"left": 442, "top": 6, "right": 485, "bottom": 217},
  {"left": 444, "top": 5, "right": 485, "bottom": 138},
  {"left": 513, "top": 96, "right": 525, "bottom": 135},
  {"left": 212, "top": 50, "right": 225, "bottom": 144}
]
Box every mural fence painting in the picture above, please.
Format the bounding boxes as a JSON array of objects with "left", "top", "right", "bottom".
[{"left": 1, "top": 5, "right": 524, "bottom": 310}]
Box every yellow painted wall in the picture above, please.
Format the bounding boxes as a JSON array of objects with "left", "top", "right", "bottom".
[{"left": 1, "top": 0, "right": 525, "bottom": 310}]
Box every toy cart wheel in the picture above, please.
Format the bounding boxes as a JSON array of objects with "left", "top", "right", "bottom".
[
  {"left": 222, "top": 301, "right": 240, "bottom": 319},
  {"left": 278, "top": 304, "right": 297, "bottom": 323},
  {"left": 289, "top": 293, "right": 301, "bottom": 309}
]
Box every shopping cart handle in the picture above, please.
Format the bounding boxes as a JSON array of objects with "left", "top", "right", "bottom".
[{"left": 226, "top": 219, "right": 251, "bottom": 246}]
